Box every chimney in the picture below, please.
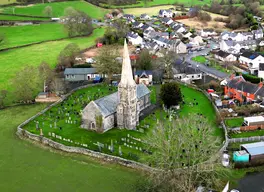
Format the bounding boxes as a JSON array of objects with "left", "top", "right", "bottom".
[{"left": 259, "top": 82, "right": 263, "bottom": 88}]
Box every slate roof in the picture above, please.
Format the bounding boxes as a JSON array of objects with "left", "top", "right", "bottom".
[
  {"left": 127, "top": 32, "right": 139, "bottom": 39},
  {"left": 93, "top": 84, "right": 150, "bottom": 117},
  {"left": 241, "top": 52, "right": 260, "bottom": 60},
  {"left": 64, "top": 68, "right": 97, "bottom": 75},
  {"left": 134, "top": 70, "right": 153, "bottom": 76},
  {"left": 259, "top": 63, "right": 264, "bottom": 71},
  {"left": 215, "top": 50, "right": 231, "bottom": 58},
  {"left": 227, "top": 77, "right": 260, "bottom": 94},
  {"left": 241, "top": 142, "right": 264, "bottom": 156},
  {"left": 162, "top": 17, "right": 171, "bottom": 23}
]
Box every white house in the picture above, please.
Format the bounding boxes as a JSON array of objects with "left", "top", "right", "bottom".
[
  {"left": 161, "top": 17, "right": 173, "bottom": 25},
  {"left": 259, "top": 41, "right": 264, "bottom": 47},
  {"left": 170, "top": 40, "right": 187, "bottom": 54},
  {"left": 239, "top": 52, "right": 264, "bottom": 74},
  {"left": 181, "top": 31, "right": 193, "bottom": 38},
  {"left": 140, "top": 13, "right": 151, "bottom": 20},
  {"left": 127, "top": 32, "right": 143, "bottom": 45},
  {"left": 141, "top": 24, "right": 155, "bottom": 32},
  {"left": 253, "top": 29, "right": 264, "bottom": 40},
  {"left": 131, "top": 21, "right": 144, "bottom": 29},
  {"left": 159, "top": 9, "right": 173, "bottom": 18},
  {"left": 220, "top": 32, "right": 244, "bottom": 42},
  {"left": 152, "top": 36, "right": 171, "bottom": 48},
  {"left": 173, "top": 25, "right": 186, "bottom": 33},
  {"left": 134, "top": 70, "right": 153, "bottom": 85},
  {"left": 214, "top": 50, "right": 237, "bottom": 62},
  {"left": 189, "top": 34, "right": 203, "bottom": 45},
  {"left": 200, "top": 29, "right": 217, "bottom": 37},
  {"left": 219, "top": 40, "right": 257, "bottom": 54},
  {"left": 173, "top": 62, "right": 202, "bottom": 82}
]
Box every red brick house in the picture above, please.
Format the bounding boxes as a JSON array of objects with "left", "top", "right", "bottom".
[{"left": 224, "top": 75, "right": 264, "bottom": 102}]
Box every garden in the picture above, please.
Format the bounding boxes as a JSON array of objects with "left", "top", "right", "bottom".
[{"left": 23, "top": 83, "right": 223, "bottom": 162}]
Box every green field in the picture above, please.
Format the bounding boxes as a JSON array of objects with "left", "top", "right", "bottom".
[
  {"left": 0, "top": 23, "right": 67, "bottom": 49},
  {"left": 1, "top": 1, "right": 107, "bottom": 19},
  {"left": 225, "top": 117, "right": 243, "bottom": 128},
  {"left": 0, "top": 27, "right": 105, "bottom": 102},
  {"left": 0, "top": 104, "right": 140, "bottom": 192},
  {"left": 0, "top": 0, "right": 16, "bottom": 5},
  {"left": 0, "top": 14, "right": 49, "bottom": 20}
]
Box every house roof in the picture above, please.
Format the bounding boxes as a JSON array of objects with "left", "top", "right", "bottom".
[
  {"left": 64, "top": 68, "right": 97, "bottom": 75},
  {"left": 227, "top": 77, "right": 260, "bottom": 94},
  {"left": 93, "top": 84, "right": 150, "bottom": 117},
  {"left": 134, "top": 70, "right": 153, "bottom": 76},
  {"left": 241, "top": 141, "right": 264, "bottom": 156},
  {"left": 240, "top": 52, "right": 260, "bottom": 60},
  {"left": 215, "top": 50, "right": 231, "bottom": 58}
]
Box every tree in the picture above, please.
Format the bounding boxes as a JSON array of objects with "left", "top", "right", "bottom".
[
  {"left": 43, "top": 6, "right": 52, "bottom": 17},
  {"left": 144, "top": 115, "right": 223, "bottom": 192},
  {"left": 94, "top": 45, "right": 121, "bottom": 82},
  {"left": 12, "top": 66, "right": 41, "bottom": 102},
  {"left": 58, "top": 43, "right": 80, "bottom": 68},
  {"left": 63, "top": 7, "right": 93, "bottom": 37},
  {"left": 38, "top": 61, "right": 54, "bottom": 92},
  {"left": 160, "top": 82, "right": 182, "bottom": 108},
  {"left": 50, "top": 77, "right": 66, "bottom": 95},
  {"left": 158, "top": 49, "right": 176, "bottom": 80},
  {"left": 136, "top": 49, "right": 152, "bottom": 70},
  {"left": 0, "top": 90, "right": 8, "bottom": 108}
]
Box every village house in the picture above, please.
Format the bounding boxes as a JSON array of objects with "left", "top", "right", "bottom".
[
  {"left": 127, "top": 32, "right": 143, "bottom": 45},
  {"left": 131, "top": 21, "right": 144, "bottom": 29},
  {"left": 140, "top": 13, "right": 151, "bottom": 20},
  {"left": 169, "top": 40, "right": 187, "bottom": 54},
  {"left": 144, "top": 31, "right": 169, "bottom": 40},
  {"left": 253, "top": 29, "right": 264, "bottom": 39},
  {"left": 224, "top": 75, "right": 264, "bottom": 102},
  {"left": 161, "top": 17, "right": 173, "bottom": 25},
  {"left": 134, "top": 70, "right": 153, "bottom": 85},
  {"left": 239, "top": 52, "right": 264, "bottom": 75},
  {"left": 220, "top": 40, "right": 257, "bottom": 54},
  {"left": 64, "top": 68, "right": 102, "bottom": 81},
  {"left": 140, "top": 24, "right": 155, "bottom": 32},
  {"left": 159, "top": 9, "right": 173, "bottom": 18},
  {"left": 152, "top": 36, "right": 171, "bottom": 48},
  {"left": 214, "top": 50, "right": 237, "bottom": 62},
  {"left": 199, "top": 29, "right": 217, "bottom": 37},
  {"left": 123, "top": 14, "right": 135, "bottom": 20},
  {"left": 189, "top": 34, "right": 203, "bottom": 45},
  {"left": 173, "top": 25, "right": 186, "bottom": 33},
  {"left": 259, "top": 41, "right": 264, "bottom": 47},
  {"left": 258, "top": 63, "right": 264, "bottom": 79},
  {"left": 143, "top": 41, "right": 159, "bottom": 52},
  {"left": 181, "top": 31, "right": 193, "bottom": 38}
]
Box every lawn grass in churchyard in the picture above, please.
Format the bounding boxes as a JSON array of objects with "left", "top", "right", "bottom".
[
  {"left": 0, "top": 14, "right": 49, "bottom": 20},
  {"left": 1, "top": 1, "right": 107, "bottom": 19},
  {"left": 225, "top": 117, "right": 243, "bottom": 128},
  {"left": 23, "top": 83, "right": 223, "bottom": 162},
  {"left": 0, "top": 104, "right": 140, "bottom": 192},
  {"left": 0, "top": 27, "right": 105, "bottom": 103},
  {"left": 0, "top": 23, "right": 67, "bottom": 49}
]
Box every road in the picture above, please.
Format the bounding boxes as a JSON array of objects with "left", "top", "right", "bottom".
[
  {"left": 178, "top": 41, "right": 229, "bottom": 80},
  {"left": 238, "top": 172, "right": 264, "bottom": 192}
]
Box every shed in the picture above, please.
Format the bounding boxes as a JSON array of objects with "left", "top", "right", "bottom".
[
  {"left": 241, "top": 141, "right": 264, "bottom": 161},
  {"left": 233, "top": 150, "right": 250, "bottom": 163}
]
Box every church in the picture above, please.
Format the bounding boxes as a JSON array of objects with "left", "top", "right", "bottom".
[{"left": 81, "top": 40, "right": 151, "bottom": 133}]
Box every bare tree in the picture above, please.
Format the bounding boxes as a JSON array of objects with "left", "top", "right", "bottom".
[
  {"left": 43, "top": 6, "right": 52, "bottom": 17},
  {"left": 58, "top": 43, "right": 80, "bottom": 68},
  {"left": 94, "top": 45, "right": 121, "bottom": 82},
  {"left": 38, "top": 61, "right": 54, "bottom": 92},
  {"left": 50, "top": 77, "right": 66, "bottom": 95},
  {"left": 157, "top": 49, "right": 176, "bottom": 79},
  {"left": 144, "top": 115, "right": 224, "bottom": 192}
]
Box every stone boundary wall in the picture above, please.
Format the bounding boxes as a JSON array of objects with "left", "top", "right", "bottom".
[{"left": 229, "top": 136, "right": 264, "bottom": 143}]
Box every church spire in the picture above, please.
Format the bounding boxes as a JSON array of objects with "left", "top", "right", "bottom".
[{"left": 119, "top": 40, "right": 136, "bottom": 86}]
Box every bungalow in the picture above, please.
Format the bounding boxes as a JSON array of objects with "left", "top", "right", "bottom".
[
  {"left": 161, "top": 17, "right": 173, "bottom": 25},
  {"left": 169, "top": 40, "right": 187, "bottom": 54},
  {"left": 239, "top": 52, "right": 264, "bottom": 74},
  {"left": 173, "top": 25, "right": 186, "bottom": 33},
  {"left": 200, "top": 28, "right": 217, "bottom": 37},
  {"left": 127, "top": 32, "right": 143, "bottom": 45},
  {"left": 131, "top": 21, "right": 144, "bottom": 29},
  {"left": 134, "top": 70, "right": 153, "bottom": 85},
  {"left": 141, "top": 24, "right": 154, "bottom": 32},
  {"left": 214, "top": 50, "right": 237, "bottom": 62},
  {"left": 189, "top": 34, "right": 203, "bottom": 45},
  {"left": 159, "top": 9, "right": 173, "bottom": 18},
  {"left": 64, "top": 68, "right": 102, "bottom": 81},
  {"left": 140, "top": 13, "right": 151, "bottom": 20},
  {"left": 173, "top": 60, "right": 202, "bottom": 82},
  {"left": 224, "top": 75, "right": 264, "bottom": 102},
  {"left": 152, "top": 36, "right": 171, "bottom": 48},
  {"left": 144, "top": 31, "right": 169, "bottom": 40}
]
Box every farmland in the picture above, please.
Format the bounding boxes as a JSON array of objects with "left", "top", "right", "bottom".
[
  {"left": 0, "top": 1, "right": 108, "bottom": 19},
  {"left": 0, "top": 14, "right": 49, "bottom": 20},
  {"left": 0, "top": 23, "right": 67, "bottom": 49}
]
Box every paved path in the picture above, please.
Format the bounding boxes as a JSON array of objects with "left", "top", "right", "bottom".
[{"left": 178, "top": 40, "right": 229, "bottom": 80}]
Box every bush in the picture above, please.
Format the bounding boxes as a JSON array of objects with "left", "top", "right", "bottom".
[{"left": 160, "top": 82, "right": 182, "bottom": 109}]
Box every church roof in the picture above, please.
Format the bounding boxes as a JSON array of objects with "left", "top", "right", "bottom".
[{"left": 93, "top": 84, "right": 150, "bottom": 117}]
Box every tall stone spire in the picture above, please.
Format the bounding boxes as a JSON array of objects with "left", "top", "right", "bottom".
[{"left": 119, "top": 39, "right": 136, "bottom": 86}]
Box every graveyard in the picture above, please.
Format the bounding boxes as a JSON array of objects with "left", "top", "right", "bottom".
[{"left": 23, "top": 83, "right": 223, "bottom": 162}]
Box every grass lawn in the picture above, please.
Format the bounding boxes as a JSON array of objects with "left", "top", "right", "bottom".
[
  {"left": 23, "top": 83, "right": 223, "bottom": 162},
  {"left": 192, "top": 55, "right": 207, "bottom": 63},
  {"left": 0, "top": 104, "right": 141, "bottom": 192},
  {"left": 230, "top": 130, "right": 264, "bottom": 138},
  {"left": 0, "top": 23, "right": 67, "bottom": 49},
  {"left": 225, "top": 117, "right": 243, "bottom": 128},
  {"left": 0, "top": 27, "right": 105, "bottom": 103},
  {"left": 1, "top": 1, "right": 107, "bottom": 19},
  {"left": 0, "top": 14, "right": 49, "bottom": 20}
]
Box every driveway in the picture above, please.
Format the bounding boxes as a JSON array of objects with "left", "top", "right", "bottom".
[{"left": 238, "top": 172, "right": 264, "bottom": 192}]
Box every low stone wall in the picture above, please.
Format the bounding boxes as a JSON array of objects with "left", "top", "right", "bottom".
[
  {"left": 229, "top": 136, "right": 264, "bottom": 143},
  {"left": 16, "top": 127, "right": 154, "bottom": 172}
]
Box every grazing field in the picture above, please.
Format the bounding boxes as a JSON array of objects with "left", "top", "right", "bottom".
[
  {"left": 123, "top": 5, "right": 174, "bottom": 16},
  {"left": 0, "top": 27, "right": 105, "bottom": 101},
  {"left": 0, "top": 14, "right": 49, "bottom": 20},
  {"left": 0, "top": 23, "right": 67, "bottom": 49},
  {"left": 0, "top": 0, "right": 16, "bottom": 5},
  {"left": 0, "top": 104, "right": 140, "bottom": 192},
  {"left": 1, "top": 1, "right": 107, "bottom": 19},
  {"left": 225, "top": 118, "right": 244, "bottom": 128}
]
